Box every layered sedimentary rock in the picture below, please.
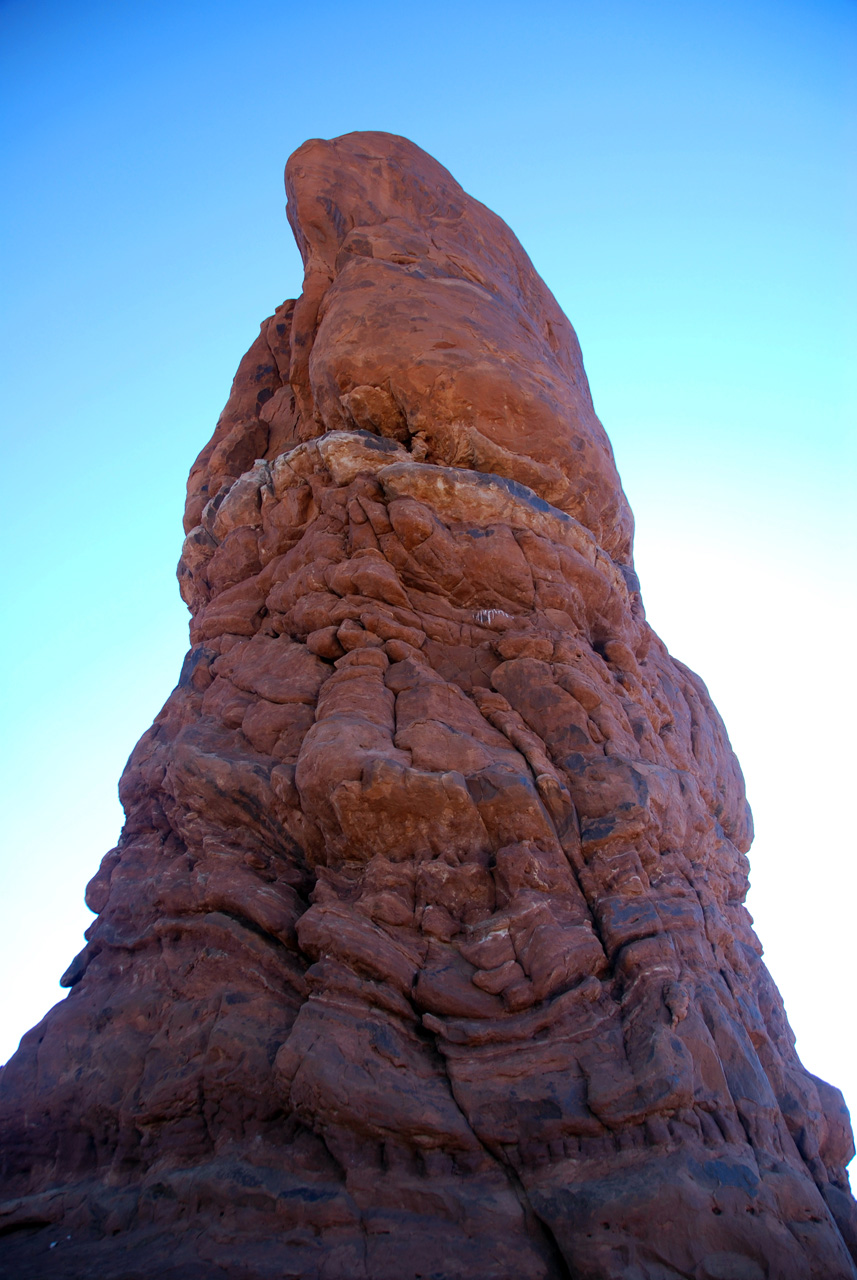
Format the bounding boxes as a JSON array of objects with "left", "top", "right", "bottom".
[{"left": 1, "top": 132, "right": 855, "bottom": 1280}]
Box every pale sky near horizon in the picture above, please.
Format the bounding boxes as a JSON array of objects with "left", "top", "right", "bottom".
[{"left": 1, "top": 0, "right": 855, "bottom": 1174}]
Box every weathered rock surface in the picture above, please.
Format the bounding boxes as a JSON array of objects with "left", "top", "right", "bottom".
[{"left": 1, "top": 132, "right": 855, "bottom": 1279}]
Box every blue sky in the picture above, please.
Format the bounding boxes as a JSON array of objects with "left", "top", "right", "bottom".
[{"left": 1, "top": 0, "right": 854, "bottom": 1159}]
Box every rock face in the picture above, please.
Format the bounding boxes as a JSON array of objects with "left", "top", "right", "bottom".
[{"left": 1, "top": 132, "right": 855, "bottom": 1280}]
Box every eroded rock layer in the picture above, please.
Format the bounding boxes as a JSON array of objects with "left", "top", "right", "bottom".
[{"left": 1, "top": 132, "right": 855, "bottom": 1280}]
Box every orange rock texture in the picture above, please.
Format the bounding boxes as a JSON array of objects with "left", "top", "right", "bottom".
[{"left": 1, "top": 132, "right": 855, "bottom": 1279}]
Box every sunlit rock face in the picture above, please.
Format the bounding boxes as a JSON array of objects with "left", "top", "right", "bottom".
[{"left": 1, "top": 131, "right": 855, "bottom": 1280}]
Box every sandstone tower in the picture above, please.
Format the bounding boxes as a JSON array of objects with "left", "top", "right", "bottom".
[{"left": 1, "top": 132, "right": 854, "bottom": 1279}]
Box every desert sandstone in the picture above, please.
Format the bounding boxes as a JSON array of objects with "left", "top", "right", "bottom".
[{"left": 1, "top": 132, "right": 854, "bottom": 1279}]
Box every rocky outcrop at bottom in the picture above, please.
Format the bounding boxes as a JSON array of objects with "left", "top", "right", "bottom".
[{"left": 1, "top": 132, "right": 855, "bottom": 1279}]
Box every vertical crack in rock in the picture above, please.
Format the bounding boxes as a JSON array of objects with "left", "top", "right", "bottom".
[{"left": 1, "top": 130, "right": 855, "bottom": 1280}]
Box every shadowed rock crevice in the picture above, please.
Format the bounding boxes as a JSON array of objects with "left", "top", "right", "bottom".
[{"left": 1, "top": 131, "right": 854, "bottom": 1279}]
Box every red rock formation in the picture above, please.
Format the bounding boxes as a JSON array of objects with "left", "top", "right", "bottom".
[{"left": 1, "top": 132, "right": 855, "bottom": 1280}]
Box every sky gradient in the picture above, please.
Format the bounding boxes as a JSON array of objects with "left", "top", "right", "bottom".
[{"left": 1, "top": 0, "right": 854, "bottom": 1170}]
